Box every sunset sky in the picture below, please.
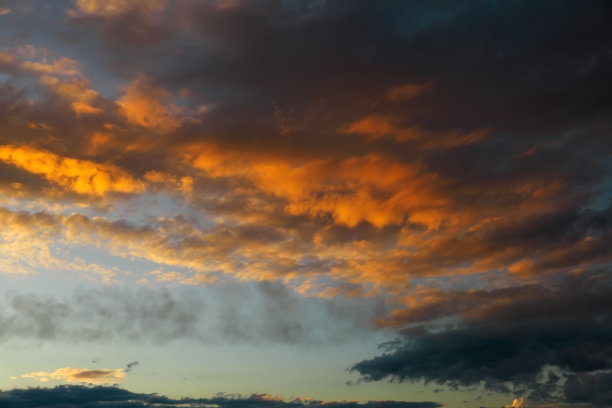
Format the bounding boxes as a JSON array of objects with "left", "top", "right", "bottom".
[{"left": 0, "top": 1, "right": 611, "bottom": 407}]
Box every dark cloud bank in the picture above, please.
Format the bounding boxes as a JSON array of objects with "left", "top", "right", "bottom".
[
  {"left": 352, "top": 272, "right": 612, "bottom": 406},
  {"left": 0, "top": 385, "right": 441, "bottom": 408}
]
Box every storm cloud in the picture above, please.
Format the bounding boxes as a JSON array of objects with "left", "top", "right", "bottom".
[{"left": 352, "top": 272, "right": 612, "bottom": 402}]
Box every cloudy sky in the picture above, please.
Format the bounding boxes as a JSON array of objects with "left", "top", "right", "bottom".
[{"left": 0, "top": 1, "right": 611, "bottom": 407}]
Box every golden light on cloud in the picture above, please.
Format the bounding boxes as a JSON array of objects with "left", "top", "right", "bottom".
[
  {"left": 0, "top": 145, "right": 144, "bottom": 196},
  {"left": 40, "top": 75, "right": 102, "bottom": 115},
  {"left": 505, "top": 398, "right": 525, "bottom": 408},
  {"left": 70, "top": 0, "right": 167, "bottom": 17},
  {"left": 21, "top": 57, "right": 81, "bottom": 77},
  {"left": 117, "top": 76, "right": 183, "bottom": 133},
  {"left": 71, "top": 101, "right": 103, "bottom": 115},
  {"left": 187, "top": 144, "right": 446, "bottom": 228},
  {"left": 341, "top": 115, "right": 489, "bottom": 147},
  {"left": 20, "top": 367, "right": 126, "bottom": 384}
]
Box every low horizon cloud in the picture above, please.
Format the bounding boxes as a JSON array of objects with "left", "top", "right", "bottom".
[{"left": 0, "top": 385, "right": 442, "bottom": 408}]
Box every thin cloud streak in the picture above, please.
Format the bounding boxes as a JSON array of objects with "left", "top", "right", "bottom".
[{"left": 19, "top": 367, "right": 126, "bottom": 384}]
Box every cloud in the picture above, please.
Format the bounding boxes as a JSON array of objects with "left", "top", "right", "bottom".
[
  {"left": 1, "top": 3, "right": 612, "bottom": 406},
  {"left": 0, "top": 48, "right": 82, "bottom": 80},
  {"left": 1, "top": 286, "right": 202, "bottom": 344},
  {"left": 0, "top": 47, "right": 105, "bottom": 116},
  {"left": 0, "top": 282, "right": 385, "bottom": 345},
  {"left": 68, "top": 0, "right": 167, "bottom": 17},
  {"left": 351, "top": 273, "right": 612, "bottom": 400},
  {"left": 116, "top": 76, "right": 187, "bottom": 133},
  {"left": 66, "top": 1, "right": 172, "bottom": 48},
  {"left": 20, "top": 367, "right": 126, "bottom": 384},
  {"left": 125, "top": 361, "right": 139, "bottom": 373},
  {"left": 386, "top": 82, "right": 433, "bottom": 102},
  {"left": 0, "top": 145, "right": 144, "bottom": 196},
  {"left": 0, "top": 7, "right": 10, "bottom": 16},
  {"left": 0, "top": 0, "right": 609, "bottom": 297},
  {"left": 21, "top": 57, "right": 81, "bottom": 77},
  {"left": 564, "top": 372, "right": 612, "bottom": 407},
  {"left": 187, "top": 145, "right": 446, "bottom": 228},
  {"left": 40, "top": 75, "right": 104, "bottom": 115},
  {"left": 0, "top": 385, "right": 442, "bottom": 408},
  {"left": 506, "top": 398, "right": 525, "bottom": 408},
  {"left": 340, "top": 115, "right": 489, "bottom": 148}
]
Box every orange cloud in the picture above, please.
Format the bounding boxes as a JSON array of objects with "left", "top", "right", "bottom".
[
  {"left": 0, "top": 51, "right": 17, "bottom": 67},
  {"left": 188, "top": 144, "right": 446, "bottom": 228},
  {"left": 505, "top": 398, "right": 525, "bottom": 408},
  {"left": 116, "top": 76, "right": 183, "bottom": 132},
  {"left": 0, "top": 48, "right": 101, "bottom": 115},
  {"left": 21, "top": 367, "right": 126, "bottom": 384},
  {"left": 0, "top": 145, "right": 144, "bottom": 196},
  {"left": 87, "top": 131, "right": 114, "bottom": 154},
  {"left": 144, "top": 170, "right": 194, "bottom": 194},
  {"left": 71, "top": 101, "right": 103, "bottom": 115},
  {"left": 21, "top": 57, "right": 81, "bottom": 76},
  {"left": 387, "top": 82, "right": 433, "bottom": 101},
  {"left": 341, "top": 115, "right": 489, "bottom": 147},
  {"left": 0, "top": 207, "right": 65, "bottom": 276},
  {"left": 341, "top": 115, "right": 404, "bottom": 141},
  {"left": 40, "top": 75, "right": 102, "bottom": 115},
  {"left": 69, "top": 0, "right": 167, "bottom": 17},
  {"left": 0, "top": 46, "right": 81, "bottom": 78}
]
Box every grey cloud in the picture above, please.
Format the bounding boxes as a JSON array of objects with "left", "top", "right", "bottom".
[
  {"left": 204, "top": 280, "right": 387, "bottom": 344},
  {"left": 0, "top": 282, "right": 386, "bottom": 345},
  {"left": 3, "top": 286, "right": 202, "bottom": 343}
]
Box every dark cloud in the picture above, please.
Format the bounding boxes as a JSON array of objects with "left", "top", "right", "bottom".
[
  {"left": 155, "top": 0, "right": 612, "bottom": 126},
  {"left": 52, "top": 0, "right": 611, "bottom": 163},
  {"left": 564, "top": 371, "right": 612, "bottom": 407},
  {"left": 0, "top": 385, "right": 442, "bottom": 408},
  {"left": 351, "top": 272, "right": 612, "bottom": 402}
]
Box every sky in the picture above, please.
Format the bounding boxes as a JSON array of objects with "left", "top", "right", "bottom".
[{"left": 0, "top": 1, "right": 611, "bottom": 407}]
